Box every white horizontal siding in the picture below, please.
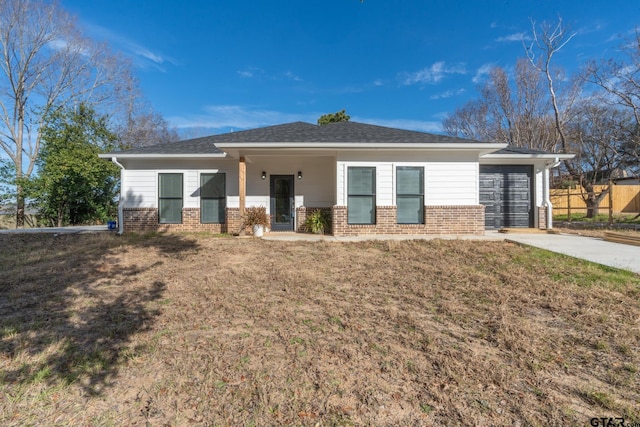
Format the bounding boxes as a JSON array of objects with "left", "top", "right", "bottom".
[
  {"left": 123, "top": 170, "right": 156, "bottom": 207},
  {"left": 122, "top": 156, "right": 486, "bottom": 211},
  {"left": 246, "top": 196, "right": 269, "bottom": 210},
  {"left": 337, "top": 161, "right": 392, "bottom": 206},
  {"left": 377, "top": 164, "right": 393, "bottom": 205},
  {"left": 122, "top": 162, "right": 237, "bottom": 210},
  {"left": 338, "top": 161, "right": 481, "bottom": 206},
  {"left": 425, "top": 162, "right": 478, "bottom": 205},
  {"left": 185, "top": 171, "right": 199, "bottom": 208}
]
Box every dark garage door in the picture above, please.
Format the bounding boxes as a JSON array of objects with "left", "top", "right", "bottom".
[{"left": 480, "top": 165, "right": 533, "bottom": 229}]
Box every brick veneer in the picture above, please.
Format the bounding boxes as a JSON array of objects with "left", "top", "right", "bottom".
[
  {"left": 123, "top": 205, "right": 485, "bottom": 235},
  {"left": 122, "top": 206, "right": 273, "bottom": 235},
  {"left": 332, "top": 205, "right": 485, "bottom": 236},
  {"left": 123, "top": 208, "right": 158, "bottom": 233},
  {"left": 538, "top": 206, "right": 548, "bottom": 229},
  {"left": 123, "top": 207, "right": 227, "bottom": 233},
  {"left": 296, "top": 206, "right": 333, "bottom": 234},
  {"left": 226, "top": 208, "right": 242, "bottom": 234}
]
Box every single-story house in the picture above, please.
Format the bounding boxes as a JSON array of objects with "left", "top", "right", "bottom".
[{"left": 99, "top": 121, "right": 573, "bottom": 235}]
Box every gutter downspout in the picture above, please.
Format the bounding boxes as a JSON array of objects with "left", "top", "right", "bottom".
[
  {"left": 543, "top": 157, "right": 561, "bottom": 229},
  {"left": 111, "top": 157, "right": 125, "bottom": 235}
]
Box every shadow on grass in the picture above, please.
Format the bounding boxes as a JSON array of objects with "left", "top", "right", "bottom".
[{"left": 0, "top": 232, "right": 200, "bottom": 395}]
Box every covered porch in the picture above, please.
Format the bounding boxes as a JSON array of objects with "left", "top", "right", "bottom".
[{"left": 229, "top": 152, "right": 336, "bottom": 233}]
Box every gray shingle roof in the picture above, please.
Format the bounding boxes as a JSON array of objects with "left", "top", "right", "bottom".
[
  {"left": 106, "top": 121, "right": 491, "bottom": 155},
  {"left": 492, "top": 146, "right": 556, "bottom": 155},
  {"left": 210, "top": 121, "right": 486, "bottom": 144},
  {"left": 110, "top": 134, "right": 225, "bottom": 155}
]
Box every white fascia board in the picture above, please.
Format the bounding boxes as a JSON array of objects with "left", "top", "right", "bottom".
[
  {"left": 215, "top": 142, "right": 507, "bottom": 151},
  {"left": 98, "top": 153, "right": 229, "bottom": 159},
  {"left": 481, "top": 153, "right": 575, "bottom": 160}
]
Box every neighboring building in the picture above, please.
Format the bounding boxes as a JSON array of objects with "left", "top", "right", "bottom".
[
  {"left": 99, "top": 121, "right": 573, "bottom": 235},
  {"left": 613, "top": 176, "right": 640, "bottom": 185}
]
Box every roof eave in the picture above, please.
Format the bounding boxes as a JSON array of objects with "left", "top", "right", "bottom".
[
  {"left": 98, "top": 153, "right": 229, "bottom": 159},
  {"left": 481, "top": 153, "right": 575, "bottom": 160}
]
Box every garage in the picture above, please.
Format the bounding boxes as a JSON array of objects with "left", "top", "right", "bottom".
[{"left": 479, "top": 165, "right": 533, "bottom": 229}]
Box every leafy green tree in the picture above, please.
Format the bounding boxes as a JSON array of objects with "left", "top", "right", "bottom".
[
  {"left": 23, "top": 104, "right": 120, "bottom": 226},
  {"left": 0, "top": 159, "right": 15, "bottom": 207},
  {"left": 0, "top": 0, "right": 135, "bottom": 227},
  {"left": 317, "top": 109, "right": 351, "bottom": 125}
]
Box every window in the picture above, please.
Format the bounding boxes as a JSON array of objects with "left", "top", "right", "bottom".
[
  {"left": 158, "top": 173, "right": 183, "bottom": 224},
  {"left": 348, "top": 167, "right": 376, "bottom": 224},
  {"left": 396, "top": 166, "right": 424, "bottom": 224},
  {"left": 200, "top": 173, "right": 226, "bottom": 223}
]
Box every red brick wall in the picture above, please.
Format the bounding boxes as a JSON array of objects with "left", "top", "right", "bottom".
[
  {"left": 226, "top": 208, "right": 242, "bottom": 234},
  {"left": 423, "top": 206, "right": 485, "bottom": 235},
  {"left": 332, "top": 205, "right": 485, "bottom": 236},
  {"left": 123, "top": 205, "right": 485, "bottom": 235},
  {"left": 123, "top": 208, "right": 158, "bottom": 233},
  {"left": 123, "top": 207, "right": 225, "bottom": 233},
  {"left": 296, "top": 207, "right": 333, "bottom": 234}
]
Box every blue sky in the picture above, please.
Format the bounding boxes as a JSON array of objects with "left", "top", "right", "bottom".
[{"left": 62, "top": 0, "right": 640, "bottom": 137}]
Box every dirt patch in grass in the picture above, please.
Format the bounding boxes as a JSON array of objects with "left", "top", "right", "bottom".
[{"left": 1, "top": 233, "right": 639, "bottom": 425}]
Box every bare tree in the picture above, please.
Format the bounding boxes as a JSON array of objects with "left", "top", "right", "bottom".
[
  {"left": 585, "top": 30, "right": 640, "bottom": 178},
  {"left": 442, "top": 99, "right": 491, "bottom": 141},
  {"left": 116, "top": 110, "right": 178, "bottom": 148},
  {"left": 525, "top": 18, "right": 616, "bottom": 218},
  {"left": 565, "top": 101, "right": 632, "bottom": 214},
  {"left": 443, "top": 59, "right": 558, "bottom": 150},
  {"left": 444, "top": 17, "right": 638, "bottom": 218},
  {"left": 111, "top": 74, "right": 178, "bottom": 148},
  {"left": 0, "top": 0, "right": 134, "bottom": 226},
  {"left": 525, "top": 18, "right": 578, "bottom": 152}
]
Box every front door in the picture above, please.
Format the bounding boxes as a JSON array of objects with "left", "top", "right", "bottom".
[{"left": 270, "top": 175, "right": 294, "bottom": 231}]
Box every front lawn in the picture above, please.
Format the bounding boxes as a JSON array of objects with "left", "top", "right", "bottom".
[{"left": 1, "top": 233, "right": 638, "bottom": 425}]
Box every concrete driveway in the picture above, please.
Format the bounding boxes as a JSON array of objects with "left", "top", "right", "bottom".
[{"left": 499, "top": 232, "right": 639, "bottom": 274}]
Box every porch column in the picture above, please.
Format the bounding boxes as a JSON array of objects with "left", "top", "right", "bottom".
[{"left": 239, "top": 156, "right": 246, "bottom": 216}]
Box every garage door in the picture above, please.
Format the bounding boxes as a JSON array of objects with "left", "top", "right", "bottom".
[{"left": 480, "top": 165, "right": 533, "bottom": 229}]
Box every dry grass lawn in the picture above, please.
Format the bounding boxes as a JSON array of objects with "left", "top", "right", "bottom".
[{"left": 1, "top": 233, "right": 639, "bottom": 426}]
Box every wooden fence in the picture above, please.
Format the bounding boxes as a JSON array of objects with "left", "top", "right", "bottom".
[{"left": 550, "top": 184, "right": 640, "bottom": 215}]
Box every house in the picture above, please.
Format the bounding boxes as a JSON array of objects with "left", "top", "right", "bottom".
[
  {"left": 613, "top": 176, "right": 640, "bottom": 185},
  {"left": 99, "top": 121, "right": 573, "bottom": 235}
]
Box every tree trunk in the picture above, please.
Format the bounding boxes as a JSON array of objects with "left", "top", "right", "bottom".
[
  {"left": 583, "top": 183, "right": 608, "bottom": 219},
  {"left": 15, "top": 122, "right": 25, "bottom": 228},
  {"left": 57, "top": 205, "right": 64, "bottom": 227},
  {"left": 16, "top": 190, "right": 25, "bottom": 227}
]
